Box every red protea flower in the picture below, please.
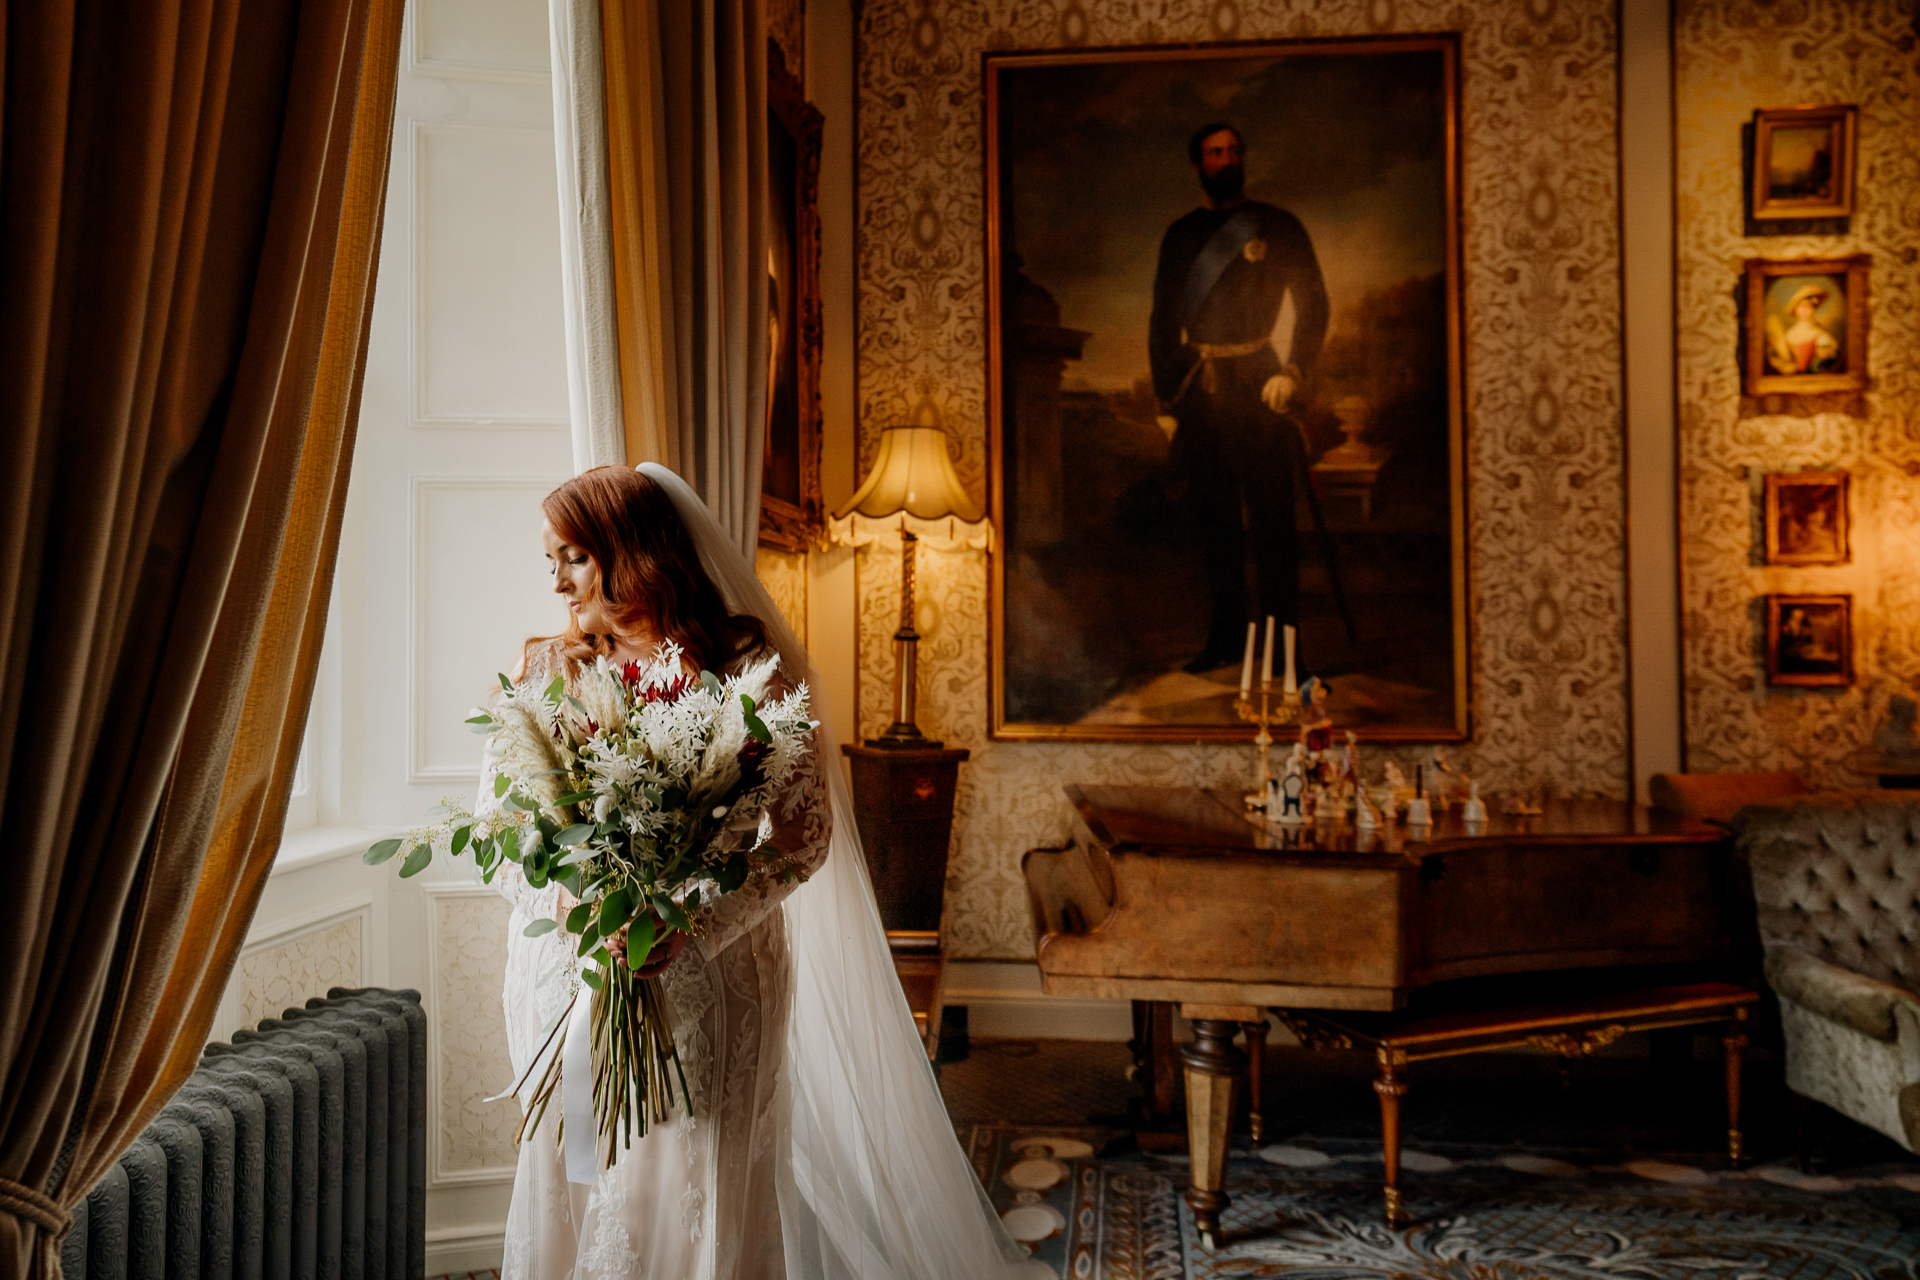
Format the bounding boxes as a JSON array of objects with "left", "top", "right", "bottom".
[
  {"left": 642, "top": 674, "right": 694, "bottom": 705},
  {"left": 737, "top": 738, "right": 772, "bottom": 790}
]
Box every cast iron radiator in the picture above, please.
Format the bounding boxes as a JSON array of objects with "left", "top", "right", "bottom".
[{"left": 58, "top": 987, "right": 427, "bottom": 1280}]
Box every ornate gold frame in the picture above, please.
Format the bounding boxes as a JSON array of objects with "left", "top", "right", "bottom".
[
  {"left": 1763, "top": 470, "right": 1850, "bottom": 566},
  {"left": 1752, "top": 104, "right": 1856, "bottom": 222},
  {"left": 1743, "top": 255, "right": 1870, "bottom": 398},
  {"left": 983, "top": 36, "right": 1469, "bottom": 744},
  {"left": 1765, "top": 593, "right": 1854, "bottom": 688},
  {"left": 759, "top": 40, "right": 826, "bottom": 552}
]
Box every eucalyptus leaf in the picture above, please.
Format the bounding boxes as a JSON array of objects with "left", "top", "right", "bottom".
[
  {"left": 555, "top": 790, "right": 594, "bottom": 806},
  {"left": 565, "top": 903, "right": 593, "bottom": 934},
  {"left": 545, "top": 674, "right": 565, "bottom": 702},
  {"left": 556, "top": 846, "right": 596, "bottom": 868},
  {"left": 499, "top": 672, "right": 514, "bottom": 692},
  {"left": 450, "top": 825, "right": 471, "bottom": 856},
  {"left": 523, "top": 917, "right": 560, "bottom": 937},
  {"left": 600, "top": 887, "right": 633, "bottom": 935},
  {"left": 577, "top": 923, "right": 601, "bottom": 957},
  {"left": 579, "top": 969, "right": 603, "bottom": 991},
  {"left": 398, "top": 844, "right": 433, "bottom": 878},
  {"left": 743, "top": 710, "right": 771, "bottom": 744},
  {"left": 363, "top": 838, "right": 403, "bottom": 866},
  {"left": 556, "top": 823, "right": 595, "bottom": 847},
  {"left": 627, "top": 914, "right": 656, "bottom": 970},
  {"left": 700, "top": 670, "right": 723, "bottom": 697},
  {"left": 465, "top": 713, "right": 494, "bottom": 725},
  {"left": 494, "top": 773, "right": 510, "bottom": 798}
]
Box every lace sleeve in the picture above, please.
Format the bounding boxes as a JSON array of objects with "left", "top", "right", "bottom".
[
  {"left": 483, "top": 638, "right": 567, "bottom": 909},
  {"left": 693, "top": 699, "right": 832, "bottom": 960}
]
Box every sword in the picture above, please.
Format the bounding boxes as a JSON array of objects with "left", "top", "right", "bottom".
[{"left": 1281, "top": 414, "right": 1359, "bottom": 646}]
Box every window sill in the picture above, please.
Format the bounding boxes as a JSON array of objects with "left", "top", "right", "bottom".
[{"left": 273, "top": 824, "right": 395, "bottom": 876}]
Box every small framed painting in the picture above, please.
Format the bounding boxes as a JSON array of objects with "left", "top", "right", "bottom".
[
  {"left": 1764, "top": 471, "right": 1850, "bottom": 565},
  {"left": 1743, "top": 255, "right": 1870, "bottom": 397},
  {"left": 1752, "top": 105, "right": 1856, "bottom": 222},
  {"left": 1766, "top": 593, "right": 1853, "bottom": 688}
]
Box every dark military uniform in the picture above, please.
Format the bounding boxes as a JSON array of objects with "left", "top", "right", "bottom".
[{"left": 1149, "top": 201, "right": 1328, "bottom": 669}]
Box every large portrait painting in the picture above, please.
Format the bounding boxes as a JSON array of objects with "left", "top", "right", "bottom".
[
  {"left": 986, "top": 37, "right": 1466, "bottom": 742},
  {"left": 759, "top": 40, "right": 826, "bottom": 552}
]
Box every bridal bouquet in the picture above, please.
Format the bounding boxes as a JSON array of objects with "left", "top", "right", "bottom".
[{"left": 366, "top": 642, "right": 816, "bottom": 1163}]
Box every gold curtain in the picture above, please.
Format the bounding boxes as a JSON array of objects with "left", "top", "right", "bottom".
[
  {"left": 0, "top": 0, "right": 403, "bottom": 1273},
  {"left": 599, "top": 0, "right": 769, "bottom": 556}
]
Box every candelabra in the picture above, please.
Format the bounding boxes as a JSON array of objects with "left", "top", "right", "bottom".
[{"left": 1234, "top": 683, "right": 1302, "bottom": 808}]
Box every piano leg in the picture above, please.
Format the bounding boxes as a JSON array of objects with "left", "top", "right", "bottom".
[
  {"left": 1242, "top": 1019, "right": 1267, "bottom": 1145},
  {"left": 1374, "top": 1049, "right": 1409, "bottom": 1225},
  {"left": 1180, "top": 1017, "right": 1249, "bottom": 1250},
  {"left": 1725, "top": 1013, "right": 1749, "bottom": 1166}
]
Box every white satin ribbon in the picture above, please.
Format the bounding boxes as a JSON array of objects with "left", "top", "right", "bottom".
[{"left": 562, "top": 983, "right": 599, "bottom": 1184}]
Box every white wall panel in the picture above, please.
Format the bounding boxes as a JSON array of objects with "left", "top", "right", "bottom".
[
  {"left": 414, "top": 0, "right": 549, "bottom": 81},
  {"left": 411, "top": 476, "right": 569, "bottom": 780},
  {"left": 414, "top": 124, "right": 569, "bottom": 425}
]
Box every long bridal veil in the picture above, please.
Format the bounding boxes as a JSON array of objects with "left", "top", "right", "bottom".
[{"left": 638, "top": 464, "right": 1037, "bottom": 1279}]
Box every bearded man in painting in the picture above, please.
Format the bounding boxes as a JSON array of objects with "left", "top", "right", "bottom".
[{"left": 1149, "top": 123, "right": 1329, "bottom": 674}]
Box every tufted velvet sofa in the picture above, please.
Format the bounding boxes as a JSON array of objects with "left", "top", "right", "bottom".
[{"left": 1733, "top": 791, "right": 1920, "bottom": 1149}]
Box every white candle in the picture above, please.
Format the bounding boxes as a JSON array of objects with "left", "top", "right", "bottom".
[
  {"left": 1260, "top": 615, "right": 1275, "bottom": 688},
  {"left": 1239, "top": 621, "right": 1256, "bottom": 698},
  {"left": 1282, "top": 624, "right": 1297, "bottom": 696}
]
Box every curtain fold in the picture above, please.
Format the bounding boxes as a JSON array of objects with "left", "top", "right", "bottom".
[
  {"left": 550, "top": 0, "right": 628, "bottom": 474},
  {"left": 0, "top": 0, "right": 403, "bottom": 1274},
  {"left": 576, "top": 0, "right": 769, "bottom": 556}
]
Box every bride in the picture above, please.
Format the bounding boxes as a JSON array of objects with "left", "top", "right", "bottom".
[{"left": 486, "top": 464, "right": 1035, "bottom": 1280}]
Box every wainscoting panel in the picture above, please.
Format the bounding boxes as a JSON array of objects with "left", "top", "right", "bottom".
[
  {"left": 410, "top": 475, "right": 571, "bottom": 781},
  {"left": 412, "top": 122, "right": 569, "bottom": 426},
  {"left": 422, "top": 883, "right": 519, "bottom": 1188},
  {"left": 413, "top": 0, "right": 549, "bottom": 83},
  {"left": 233, "top": 901, "right": 371, "bottom": 1034}
]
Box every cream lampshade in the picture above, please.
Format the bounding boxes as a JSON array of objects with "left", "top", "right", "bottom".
[{"left": 832, "top": 424, "right": 988, "bottom": 747}]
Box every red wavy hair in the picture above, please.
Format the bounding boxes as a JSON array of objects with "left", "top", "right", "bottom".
[{"left": 533, "top": 467, "right": 767, "bottom": 673}]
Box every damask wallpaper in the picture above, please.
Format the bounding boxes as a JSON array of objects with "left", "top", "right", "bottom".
[
  {"left": 856, "top": 0, "right": 1634, "bottom": 958},
  {"left": 756, "top": 546, "right": 810, "bottom": 644},
  {"left": 1675, "top": 0, "right": 1920, "bottom": 784}
]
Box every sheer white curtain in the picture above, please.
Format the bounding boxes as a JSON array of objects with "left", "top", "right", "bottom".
[{"left": 548, "top": 0, "right": 770, "bottom": 558}]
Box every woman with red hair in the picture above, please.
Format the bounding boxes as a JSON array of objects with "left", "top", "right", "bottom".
[{"left": 489, "top": 465, "right": 1032, "bottom": 1280}]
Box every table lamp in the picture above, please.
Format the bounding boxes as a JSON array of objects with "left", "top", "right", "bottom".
[
  {"left": 829, "top": 420, "right": 990, "bottom": 1058},
  {"left": 831, "top": 422, "right": 987, "bottom": 748}
]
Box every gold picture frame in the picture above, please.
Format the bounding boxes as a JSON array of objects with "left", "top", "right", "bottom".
[
  {"left": 1752, "top": 105, "right": 1856, "bottom": 222},
  {"left": 758, "top": 40, "right": 826, "bottom": 552},
  {"left": 1743, "top": 255, "right": 1869, "bottom": 398},
  {"left": 984, "top": 36, "right": 1468, "bottom": 743},
  {"left": 1763, "top": 471, "right": 1850, "bottom": 566},
  {"left": 1765, "top": 593, "right": 1853, "bottom": 688}
]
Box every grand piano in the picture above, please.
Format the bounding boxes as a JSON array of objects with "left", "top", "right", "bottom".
[{"left": 1023, "top": 785, "right": 1746, "bottom": 1242}]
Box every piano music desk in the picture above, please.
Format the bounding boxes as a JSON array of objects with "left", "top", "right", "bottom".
[{"left": 1023, "top": 785, "right": 1745, "bottom": 1247}]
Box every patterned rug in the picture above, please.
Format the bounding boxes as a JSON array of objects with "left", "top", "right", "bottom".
[{"left": 970, "top": 1126, "right": 1920, "bottom": 1279}]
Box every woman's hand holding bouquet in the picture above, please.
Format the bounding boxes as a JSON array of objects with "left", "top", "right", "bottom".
[{"left": 366, "top": 641, "right": 815, "bottom": 1165}]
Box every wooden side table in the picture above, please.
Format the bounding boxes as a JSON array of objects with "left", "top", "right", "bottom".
[
  {"left": 1275, "top": 981, "right": 1759, "bottom": 1225},
  {"left": 841, "top": 742, "right": 969, "bottom": 1057}
]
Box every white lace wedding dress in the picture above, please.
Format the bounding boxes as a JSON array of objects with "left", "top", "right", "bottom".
[
  {"left": 492, "top": 638, "right": 831, "bottom": 1280},
  {"left": 482, "top": 463, "right": 1033, "bottom": 1280}
]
